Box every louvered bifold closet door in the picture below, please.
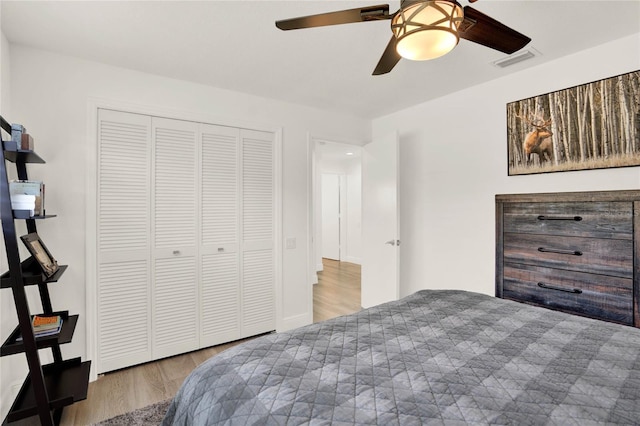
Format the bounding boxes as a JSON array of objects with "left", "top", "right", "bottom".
[
  {"left": 152, "top": 117, "right": 199, "bottom": 359},
  {"left": 241, "top": 129, "right": 276, "bottom": 336},
  {"left": 97, "top": 109, "right": 152, "bottom": 373},
  {"left": 200, "top": 124, "right": 241, "bottom": 347}
]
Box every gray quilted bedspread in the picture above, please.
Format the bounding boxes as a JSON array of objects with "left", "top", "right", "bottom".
[{"left": 162, "top": 290, "right": 640, "bottom": 425}]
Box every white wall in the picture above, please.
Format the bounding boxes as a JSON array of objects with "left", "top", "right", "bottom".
[
  {"left": 1, "top": 43, "right": 369, "bottom": 413},
  {"left": 345, "top": 159, "right": 362, "bottom": 264},
  {"left": 373, "top": 33, "right": 640, "bottom": 299}
]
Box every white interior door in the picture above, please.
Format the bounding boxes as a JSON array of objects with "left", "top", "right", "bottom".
[
  {"left": 240, "top": 129, "right": 276, "bottom": 337},
  {"left": 151, "top": 117, "right": 199, "bottom": 359},
  {"left": 321, "top": 174, "right": 340, "bottom": 260},
  {"left": 361, "top": 131, "right": 399, "bottom": 308},
  {"left": 96, "top": 109, "right": 152, "bottom": 373},
  {"left": 199, "top": 123, "right": 241, "bottom": 347}
]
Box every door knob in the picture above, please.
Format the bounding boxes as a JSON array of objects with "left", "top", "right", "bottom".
[{"left": 385, "top": 240, "right": 400, "bottom": 246}]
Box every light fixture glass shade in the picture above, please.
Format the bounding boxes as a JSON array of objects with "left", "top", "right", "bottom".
[{"left": 391, "top": 1, "right": 464, "bottom": 61}]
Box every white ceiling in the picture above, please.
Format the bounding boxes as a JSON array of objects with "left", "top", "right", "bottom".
[{"left": 1, "top": 1, "right": 639, "bottom": 119}]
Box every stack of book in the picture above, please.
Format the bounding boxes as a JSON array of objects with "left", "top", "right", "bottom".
[
  {"left": 32, "top": 315, "right": 63, "bottom": 337},
  {"left": 17, "top": 315, "right": 63, "bottom": 341}
]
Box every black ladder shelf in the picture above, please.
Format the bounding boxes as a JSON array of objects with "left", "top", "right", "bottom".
[{"left": 0, "top": 115, "right": 90, "bottom": 425}]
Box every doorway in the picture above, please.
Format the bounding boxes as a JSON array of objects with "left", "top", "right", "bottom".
[{"left": 311, "top": 139, "right": 362, "bottom": 309}]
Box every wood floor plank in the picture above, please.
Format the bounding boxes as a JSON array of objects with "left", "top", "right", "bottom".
[{"left": 55, "top": 259, "right": 360, "bottom": 425}]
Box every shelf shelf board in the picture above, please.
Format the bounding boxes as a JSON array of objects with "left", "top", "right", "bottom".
[
  {"left": 4, "top": 358, "right": 91, "bottom": 423},
  {"left": 2, "top": 148, "right": 45, "bottom": 164},
  {"left": 0, "top": 258, "right": 68, "bottom": 288},
  {"left": 1, "top": 311, "right": 77, "bottom": 357},
  {"left": 12, "top": 210, "right": 57, "bottom": 220}
]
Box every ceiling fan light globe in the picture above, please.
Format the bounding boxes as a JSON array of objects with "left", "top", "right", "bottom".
[
  {"left": 396, "top": 30, "right": 459, "bottom": 60},
  {"left": 392, "top": 0, "right": 463, "bottom": 61}
]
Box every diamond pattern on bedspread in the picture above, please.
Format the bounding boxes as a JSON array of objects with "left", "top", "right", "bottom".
[{"left": 162, "top": 290, "right": 640, "bottom": 425}]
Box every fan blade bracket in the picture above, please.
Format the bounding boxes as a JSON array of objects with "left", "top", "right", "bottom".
[
  {"left": 361, "top": 6, "right": 392, "bottom": 21},
  {"left": 458, "top": 17, "right": 477, "bottom": 33}
]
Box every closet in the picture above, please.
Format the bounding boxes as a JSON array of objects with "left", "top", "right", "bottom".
[{"left": 95, "top": 109, "right": 276, "bottom": 373}]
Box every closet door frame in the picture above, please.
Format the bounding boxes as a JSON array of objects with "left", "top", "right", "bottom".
[{"left": 85, "top": 99, "right": 282, "bottom": 382}]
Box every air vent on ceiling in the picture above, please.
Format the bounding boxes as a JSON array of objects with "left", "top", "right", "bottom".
[{"left": 492, "top": 49, "right": 539, "bottom": 68}]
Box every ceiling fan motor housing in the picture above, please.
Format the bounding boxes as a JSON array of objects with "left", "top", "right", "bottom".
[{"left": 392, "top": 0, "right": 464, "bottom": 61}]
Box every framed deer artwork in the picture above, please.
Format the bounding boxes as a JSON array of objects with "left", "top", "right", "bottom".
[{"left": 506, "top": 70, "right": 640, "bottom": 175}]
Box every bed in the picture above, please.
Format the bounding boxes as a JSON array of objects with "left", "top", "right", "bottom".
[{"left": 162, "top": 290, "right": 640, "bottom": 425}]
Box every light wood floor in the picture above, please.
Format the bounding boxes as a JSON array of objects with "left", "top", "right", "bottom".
[
  {"left": 53, "top": 258, "right": 361, "bottom": 425},
  {"left": 313, "top": 258, "right": 361, "bottom": 323}
]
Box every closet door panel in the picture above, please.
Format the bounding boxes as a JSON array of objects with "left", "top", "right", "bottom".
[
  {"left": 152, "top": 117, "right": 199, "bottom": 358},
  {"left": 201, "top": 124, "right": 240, "bottom": 246},
  {"left": 96, "top": 109, "right": 152, "bottom": 373},
  {"left": 200, "top": 124, "right": 241, "bottom": 345},
  {"left": 98, "top": 260, "right": 150, "bottom": 372},
  {"left": 153, "top": 256, "right": 199, "bottom": 359},
  {"left": 153, "top": 118, "right": 198, "bottom": 251},
  {"left": 241, "top": 129, "right": 275, "bottom": 336},
  {"left": 201, "top": 252, "right": 241, "bottom": 346},
  {"left": 242, "top": 249, "right": 275, "bottom": 335}
]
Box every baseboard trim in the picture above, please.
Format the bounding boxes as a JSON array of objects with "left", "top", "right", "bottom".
[
  {"left": 280, "top": 312, "right": 312, "bottom": 332},
  {"left": 316, "top": 263, "right": 324, "bottom": 272},
  {"left": 344, "top": 256, "right": 361, "bottom": 265}
]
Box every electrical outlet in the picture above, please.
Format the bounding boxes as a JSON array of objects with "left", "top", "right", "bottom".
[{"left": 285, "top": 238, "right": 296, "bottom": 249}]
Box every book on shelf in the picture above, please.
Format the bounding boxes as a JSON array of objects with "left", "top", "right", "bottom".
[
  {"left": 16, "top": 315, "right": 63, "bottom": 341},
  {"left": 32, "top": 314, "right": 62, "bottom": 331},
  {"left": 10, "top": 123, "right": 34, "bottom": 150}
]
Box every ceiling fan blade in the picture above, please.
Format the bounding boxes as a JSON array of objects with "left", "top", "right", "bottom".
[
  {"left": 276, "top": 4, "right": 391, "bottom": 30},
  {"left": 459, "top": 6, "right": 531, "bottom": 54},
  {"left": 373, "top": 36, "right": 401, "bottom": 75}
]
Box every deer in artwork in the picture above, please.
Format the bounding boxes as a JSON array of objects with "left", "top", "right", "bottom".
[{"left": 518, "top": 115, "right": 554, "bottom": 165}]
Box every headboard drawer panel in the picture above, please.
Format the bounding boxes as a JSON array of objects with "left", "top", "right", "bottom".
[
  {"left": 503, "top": 201, "right": 632, "bottom": 239},
  {"left": 503, "top": 232, "right": 633, "bottom": 278},
  {"left": 503, "top": 263, "right": 633, "bottom": 325}
]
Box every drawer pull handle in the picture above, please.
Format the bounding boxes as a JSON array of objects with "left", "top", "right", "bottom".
[
  {"left": 538, "top": 247, "right": 582, "bottom": 256},
  {"left": 538, "top": 282, "right": 583, "bottom": 294},
  {"left": 537, "top": 215, "right": 582, "bottom": 221}
]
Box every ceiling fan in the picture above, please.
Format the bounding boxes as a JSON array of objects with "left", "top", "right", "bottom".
[{"left": 275, "top": 0, "right": 531, "bottom": 75}]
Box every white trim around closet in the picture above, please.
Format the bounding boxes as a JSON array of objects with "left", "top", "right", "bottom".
[{"left": 85, "top": 97, "right": 283, "bottom": 382}]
